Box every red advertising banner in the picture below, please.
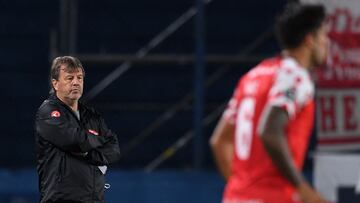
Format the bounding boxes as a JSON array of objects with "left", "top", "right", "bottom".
[
  {"left": 316, "top": 88, "right": 360, "bottom": 151},
  {"left": 302, "top": 0, "right": 360, "bottom": 151}
]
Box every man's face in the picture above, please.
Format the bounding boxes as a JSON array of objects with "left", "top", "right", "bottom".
[
  {"left": 310, "top": 23, "right": 329, "bottom": 67},
  {"left": 52, "top": 66, "right": 84, "bottom": 102}
]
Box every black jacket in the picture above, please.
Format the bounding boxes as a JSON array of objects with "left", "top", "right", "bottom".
[{"left": 34, "top": 94, "right": 120, "bottom": 203}]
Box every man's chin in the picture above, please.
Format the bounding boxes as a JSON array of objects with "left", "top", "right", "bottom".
[{"left": 69, "top": 94, "right": 82, "bottom": 101}]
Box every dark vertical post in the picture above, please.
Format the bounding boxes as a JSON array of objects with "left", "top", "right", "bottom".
[
  {"left": 59, "top": 0, "right": 69, "bottom": 54},
  {"left": 59, "top": 0, "right": 78, "bottom": 55},
  {"left": 69, "top": 0, "right": 78, "bottom": 55},
  {"left": 194, "top": 0, "right": 206, "bottom": 169}
]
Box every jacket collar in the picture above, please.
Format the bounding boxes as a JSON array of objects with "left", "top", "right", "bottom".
[{"left": 48, "top": 93, "right": 86, "bottom": 114}]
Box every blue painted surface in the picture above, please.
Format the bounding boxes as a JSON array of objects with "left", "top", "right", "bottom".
[{"left": 0, "top": 169, "right": 224, "bottom": 203}]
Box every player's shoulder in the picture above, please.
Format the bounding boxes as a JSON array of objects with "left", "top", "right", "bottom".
[
  {"left": 278, "top": 57, "right": 311, "bottom": 79},
  {"left": 258, "top": 56, "right": 282, "bottom": 68},
  {"left": 229, "top": 57, "right": 279, "bottom": 100},
  {"left": 272, "top": 57, "right": 313, "bottom": 89},
  {"left": 246, "top": 56, "right": 281, "bottom": 79},
  {"left": 277, "top": 57, "right": 315, "bottom": 104}
]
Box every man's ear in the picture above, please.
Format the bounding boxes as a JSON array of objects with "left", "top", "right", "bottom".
[
  {"left": 52, "top": 79, "right": 58, "bottom": 91},
  {"left": 304, "top": 33, "right": 315, "bottom": 49}
]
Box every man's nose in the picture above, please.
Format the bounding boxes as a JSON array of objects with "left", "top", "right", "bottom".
[{"left": 72, "top": 78, "right": 80, "bottom": 85}]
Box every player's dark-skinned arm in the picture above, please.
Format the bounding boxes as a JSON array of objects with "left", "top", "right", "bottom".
[
  {"left": 36, "top": 106, "right": 110, "bottom": 153},
  {"left": 259, "top": 106, "right": 327, "bottom": 203},
  {"left": 210, "top": 117, "right": 235, "bottom": 181},
  {"left": 84, "top": 117, "right": 121, "bottom": 165}
]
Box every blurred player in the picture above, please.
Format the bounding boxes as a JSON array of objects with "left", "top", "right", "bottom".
[{"left": 210, "top": 2, "right": 329, "bottom": 203}]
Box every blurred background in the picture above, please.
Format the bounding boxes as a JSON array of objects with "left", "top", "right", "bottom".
[{"left": 3, "top": 0, "right": 351, "bottom": 202}]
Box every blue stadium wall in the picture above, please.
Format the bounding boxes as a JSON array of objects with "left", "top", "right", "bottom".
[{"left": 0, "top": 169, "right": 223, "bottom": 203}]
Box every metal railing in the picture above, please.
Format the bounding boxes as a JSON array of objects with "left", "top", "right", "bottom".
[
  {"left": 142, "top": 27, "right": 275, "bottom": 171},
  {"left": 83, "top": 0, "right": 214, "bottom": 101}
]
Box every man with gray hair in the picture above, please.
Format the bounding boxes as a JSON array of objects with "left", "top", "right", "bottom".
[{"left": 35, "top": 56, "right": 120, "bottom": 203}]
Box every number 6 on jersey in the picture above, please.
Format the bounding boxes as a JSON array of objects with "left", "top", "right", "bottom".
[{"left": 235, "top": 97, "right": 255, "bottom": 160}]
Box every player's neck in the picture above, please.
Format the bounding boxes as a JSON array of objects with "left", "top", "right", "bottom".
[{"left": 283, "top": 47, "right": 311, "bottom": 69}]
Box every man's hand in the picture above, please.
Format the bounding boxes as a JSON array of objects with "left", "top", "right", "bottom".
[{"left": 297, "top": 182, "right": 328, "bottom": 203}]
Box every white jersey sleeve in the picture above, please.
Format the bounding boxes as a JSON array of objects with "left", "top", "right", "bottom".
[{"left": 267, "top": 64, "right": 314, "bottom": 119}]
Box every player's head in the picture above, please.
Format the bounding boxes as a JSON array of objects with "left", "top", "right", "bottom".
[
  {"left": 50, "top": 56, "right": 85, "bottom": 102},
  {"left": 276, "top": 2, "right": 328, "bottom": 67}
]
